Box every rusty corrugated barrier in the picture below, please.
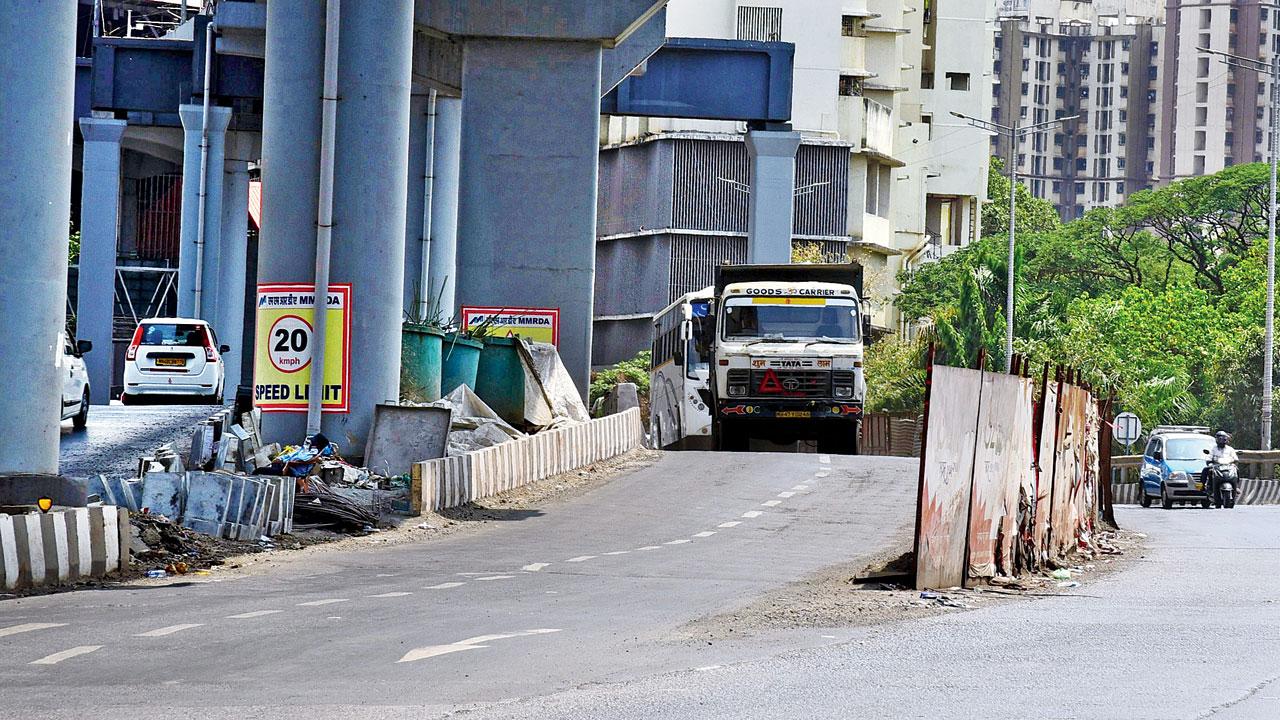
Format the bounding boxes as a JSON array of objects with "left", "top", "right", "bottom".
[
  {"left": 966, "top": 372, "right": 1035, "bottom": 580},
  {"left": 915, "top": 365, "right": 983, "bottom": 590},
  {"left": 1049, "top": 384, "right": 1099, "bottom": 562}
]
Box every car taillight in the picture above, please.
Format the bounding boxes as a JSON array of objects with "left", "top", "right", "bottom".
[
  {"left": 125, "top": 326, "right": 143, "bottom": 361},
  {"left": 202, "top": 327, "right": 218, "bottom": 362}
]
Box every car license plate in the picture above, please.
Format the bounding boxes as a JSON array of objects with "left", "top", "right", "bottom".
[
  {"left": 777, "top": 410, "right": 811, "bottom": 419},
  {"left": 156, "top": 357, "right": 186, "bottom": 367}
]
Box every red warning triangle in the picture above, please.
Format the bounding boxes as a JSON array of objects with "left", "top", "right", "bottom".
[{"left": 758, "top": 369, "right": 785, "bottom": 394}]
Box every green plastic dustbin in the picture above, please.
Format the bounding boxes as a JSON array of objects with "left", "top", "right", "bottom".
[
  {"left": 440, "top": 333, "right": 484, "bottom": 395},
  {"left": 474, "top": 336, "right": 526, "bottom": 425},
  {"left": 401, "top": 324, "right": 444, "bottom": 402}
]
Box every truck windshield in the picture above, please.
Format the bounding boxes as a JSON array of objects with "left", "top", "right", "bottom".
[{"left": 722, "top": 297, "right": 860, "bottom": 342}]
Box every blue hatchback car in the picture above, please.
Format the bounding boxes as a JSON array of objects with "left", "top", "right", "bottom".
[{"left": 1138, "top": 428, "right": 1217, "bottom": 509}]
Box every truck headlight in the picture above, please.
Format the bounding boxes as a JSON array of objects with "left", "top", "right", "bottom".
[{"left": 834, "top": 386, "right": 853, "bottom": 398}]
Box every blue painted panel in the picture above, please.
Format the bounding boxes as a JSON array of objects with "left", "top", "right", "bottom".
[{"left": 601, "top": 38, "right": 793, "bottom": 123}]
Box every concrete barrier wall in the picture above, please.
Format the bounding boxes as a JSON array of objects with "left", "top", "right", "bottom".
[
  {"left": 1, "top": 506, "right": 130, "bottom": 590},
  {"left": 1112, "top": 480, "right": 1280, "bottom": 505},
  {"left": 413, "top": 409, "right": 644, "bottom": 513}
]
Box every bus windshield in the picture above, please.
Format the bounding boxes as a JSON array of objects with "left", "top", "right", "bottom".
[{"left": 722, "top": 297, "right": 860, "bottom": 342}]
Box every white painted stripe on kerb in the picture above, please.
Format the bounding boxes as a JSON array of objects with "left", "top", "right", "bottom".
[
  {"left": 425, "top": 582, "right": 466, "bottom": 590},
  {"left": 692, "top": 531, "right": 716, "bottom": 538},
  {"left": 565, "top": 556, "right": 596, "bottom": 563},
  {"left": 369, "top": 592, "right": 413, "bottom": 598},
  {"left": 30, "top": 645, "right": 103, "bottom": 665},
  {"left": 136, "top": 623, "right": 203, "bottom": 638},
  {"left": 761, "top": 500, "right": 781, "bottom": 507},
  {"left": 226, "top": 610, "right": 282, "bottom": 619},
  {"left": 522, "top": 563, "right": 550, "bottom": 572},
  {"left": 718, "top": 521, "right": 741, "bottom": 528},
  {"left": 742, "top": 510, "right": 763, "bottom": 518},
  {"left": 0, "top": 622, "right": 67, "bottom": 639},
  {"left": 297, "top": 599, "right": 349, "bottom": 607},
  {"left": 777, "top": 491, "right": 795, "bottom": 498}
]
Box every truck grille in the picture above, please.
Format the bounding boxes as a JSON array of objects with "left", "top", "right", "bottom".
[{"left": 749, "top": 369, "right": 831, "bottom": 398}]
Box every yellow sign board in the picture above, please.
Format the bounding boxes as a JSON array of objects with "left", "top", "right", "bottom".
[
  {"left": 461, "top": 306, "right": 559, "bottom": 345},
  {"left": 253, "top": 283, "right": 351, "bottom": 413}
]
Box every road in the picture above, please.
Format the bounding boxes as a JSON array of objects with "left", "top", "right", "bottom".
[
  {"left": 59, "top": 402, "right": 220, "bottom": 480},
  {"left": 2, "top": 451, "right": 1278, "bottom": 719}
]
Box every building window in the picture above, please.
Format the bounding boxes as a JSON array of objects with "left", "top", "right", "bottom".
[
  {"left": 1200, "top": 9, "right": 1212, "bottom": 30},
  {"left": 839, "top": 75, "right": 864, "bottom": 96},
  {"left": 841, "top": 15, "right": 861, "bottom": 37},
  {"left": 737, "top": 6, "right": 783, "bottom": 42},
  {"left": 948, "top": 72, "right": 971, "bottom": 91}
]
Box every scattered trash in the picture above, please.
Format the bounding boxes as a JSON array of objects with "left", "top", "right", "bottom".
[
  {"left": 1057, "top": 581, "right": 1080, "bottom": 588},
  {"left": 919, "top": 591, "right": 939, "bottom": 600},
  {"left": 1050, "top": 568, "right": 1072, "bottom": 580},
  {"left": 145, "top": 569, "right": 167, "bottom": 579}
]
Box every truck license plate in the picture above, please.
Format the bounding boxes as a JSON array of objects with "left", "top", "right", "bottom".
[{"left": 777, "top": 410, "right": 811, "bottom": 419}]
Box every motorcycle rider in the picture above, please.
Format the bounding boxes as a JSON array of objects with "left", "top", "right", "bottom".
[{"left": 1205, "top": 431, "right": 1240, "bottom": 498}]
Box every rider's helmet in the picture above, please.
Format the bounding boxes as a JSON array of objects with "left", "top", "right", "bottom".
[{"left": 1215, "top": 430, "right": 1231, "bottom": 447}]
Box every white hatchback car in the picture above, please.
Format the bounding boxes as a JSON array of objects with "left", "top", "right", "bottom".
[
  {"left": 121, "top": 318, "right": 228, "bottom": 404},
  {"left": 60, "top": 334, "right": 92, "bottom": 429}
]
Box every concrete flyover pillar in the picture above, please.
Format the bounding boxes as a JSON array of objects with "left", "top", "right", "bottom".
[
  {"left": 256, "top": 0, "right": 326, "bottom": 444},
  {"left": 745, "top": 128, "right": 802, "bottom": 265},
  {"left": 177, "top": 104, "right": 232, "bottom": 322},
  {"left": 218, "top": 136, "right": 253, "bottom": 396},
  {"left": 456, "top": 40, "right": 603, "bottom": 394},
  {"left": 323, "top": 0, "right": 415, "bottom": 456},
  {"left": 77, "top": 118, "right": 127, "bottom": 406},
  {"left": 430, "top": 96, "right": 462, "bottom": 317},
  {"left": 0, "top": 0, "right": 77, "bottom": 486}
]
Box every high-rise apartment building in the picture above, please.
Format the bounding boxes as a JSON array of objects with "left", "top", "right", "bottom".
[{"left": 592, "top": 0, "right": 995, "bottom": 364}]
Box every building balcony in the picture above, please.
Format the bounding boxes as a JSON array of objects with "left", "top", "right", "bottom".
[{"left": 839, "top": 95, "right": 899, "bottom": 164}]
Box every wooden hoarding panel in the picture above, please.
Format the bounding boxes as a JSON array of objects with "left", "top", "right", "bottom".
[
  {"left": 967, "top": 373, "right": 1036, "bottom": 581},
  {"left": 916, "top": 365, "right": 983, "bottom": 590}
]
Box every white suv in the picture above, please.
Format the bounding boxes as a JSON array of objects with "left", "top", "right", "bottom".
[
  {"left": 60, "top": 334, "right": 92, "bottom": 429},
  {"left": 121, "top": 318, "right": 228, "bottom": 404}
]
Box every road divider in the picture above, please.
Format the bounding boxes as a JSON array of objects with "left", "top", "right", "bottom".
[
  {"left": 1, "top": 506, "right": 128, "bottom": 590},
  {"left": 411, "top": 409, "right": 643, "bottom": 513}
]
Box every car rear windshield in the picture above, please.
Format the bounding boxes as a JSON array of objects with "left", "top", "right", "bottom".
[
  {"left": 141, "top": 323, "right": 208, "bottom": 347},
  {"left": 1165, "top": 436, "right": 1214, "bottom": 460}
]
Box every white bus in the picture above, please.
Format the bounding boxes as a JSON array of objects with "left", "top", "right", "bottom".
[{"left": 650, "top": 287, "right": 715, "bottom": 449}]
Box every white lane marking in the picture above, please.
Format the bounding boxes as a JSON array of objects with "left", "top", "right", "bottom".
[
  {"left": 692, "top": 531, "right": 716, "bottom": 538},
  {"left": 695, "top": 665, "right": 722, "bottom": 672},
  {"left": 376, "top": 573, "right": 399, "bottom": 578},
  {"left": 792, "top": 485, "right": 809, "bottom": 491},
  {"left": 815, "top": 471, "right": 829, "bottom": 478},
  {"left": 637, "top": 546, "right": 662, "bottom": 551},
  {"left": 476, "top": 575, "right": 515, "bottom": 581},
  {"left": 523, "top": 563, "right": 550, "bottom": 572},
  {"left": 226, "top": 610, "right": 282, "bottom": 619},
  {"left": 369, "top": 592, "right": 413, "bottom": 598},
  {"left": 425, "top": 582, "right": 466, "bottom": 590},
  {"left": 718, "top": 521, "right": 742, "bottom": 528},
  {"left": 819, "top": 454, "right": 831, "bottom": 464},
  {"left": 136, "top": 623, "right": 203, "bottom": 638},
  {"left": 777, "top": 491, "right": 795, "bottom": 498},
  {"left": 603, "top": 550, "right": 631, "bottom": 556},
  {"left": 761, "top": 500, "right": 781, "bottom": 507},
  {"left": 455, "top": 572, "right": 490, "bottom": 577},
  {"left": 664, "top": 538, "right": 691, "bottom": 545},
  {"left": 297, "top": 599, "right": 349, "bottom": 607},
  {"left": 30, "top": 645, "right": 102, "bottom": 665},
  {"left": 397, "top": 628, "right": 562, "bottom": 664},
  {"left": 565, "top": 556, "right": 596, "bottom": 563},
  {"left": 742, "top": 510, "right": 763, "bottom": 518},
  {"left": 0, "top": 622, "right": 67, "bottom": 639}
]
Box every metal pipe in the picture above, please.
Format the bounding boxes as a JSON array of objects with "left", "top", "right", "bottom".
[
  {"left": 307, "top": 0, "right": 341, "bottom": 436},
  {"left": 192, "top": 18, "right": 215, "bottom": 317},
  {"left": 418, "top": 88, "right": 438, "bottom": 320},
  {"left": 1263, "top": 55, "right": 1278, "bottom": 450}
]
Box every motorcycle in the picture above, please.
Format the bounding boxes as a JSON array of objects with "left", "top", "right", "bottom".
[{"left": 1201, "top": 449, "right": 1238, "bottom": 509}]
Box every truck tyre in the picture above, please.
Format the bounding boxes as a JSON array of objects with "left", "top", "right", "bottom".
[{"left": 717, "top": 420, "right": 749, "bottom": 452}]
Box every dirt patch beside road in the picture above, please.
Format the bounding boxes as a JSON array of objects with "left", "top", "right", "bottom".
[{"left": 676, "top": 527, "right": 1148, "bottom": 641}]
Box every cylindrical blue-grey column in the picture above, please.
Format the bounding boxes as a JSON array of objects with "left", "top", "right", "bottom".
[
  {"left": 77, "top": 117, "right": 127, "bottom": 406},
  {"left": 323, "top": 0, "right": 414, "bottom": 456},
  {"left": 403, "top": 89, "right": 431, "bottom": 316},
  {"left": 218, "top": 151, "right": 251, "bottom": 395},
  {"left": 745, "top": 129, "right": 802, "bottom": 264},
  {"left": 0, "top": 0, "right": 76, "bottom": 477},
  {"left": 430, "top": 95, "right": 462, "bottom": 317},
  {"left": 177, "top": 104, "right": 232, "bottom": 321},
  {"left": 257, "top": 0, "right": 325, "bottom": 444},
  {"left": 457, "top": 40, "right": 602, "bottom": 395}
]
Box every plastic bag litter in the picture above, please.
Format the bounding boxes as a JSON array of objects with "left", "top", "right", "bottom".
[
  {"left": 422, "top": 385, "right": 525, "bottom": 455},
  {"left": 517, "top": 341, "right": 589, "bottom": 428}
]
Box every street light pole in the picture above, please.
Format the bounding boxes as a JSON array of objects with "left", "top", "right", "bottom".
[
  {"left": 1201, "top": 46, "right": 1278, "bottom": 449},
  {"left": 950, "top": 111, "right": 1077, "bottom": 372}
]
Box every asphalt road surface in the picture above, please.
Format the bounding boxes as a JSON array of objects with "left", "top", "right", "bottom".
[
  {"left": 3, "top": 451, "right": 1277, "bottom": 719},
  {"left": 59, "top": 402, "right": 221, "bottom": 480}
]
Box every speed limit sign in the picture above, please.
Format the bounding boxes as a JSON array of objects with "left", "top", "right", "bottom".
[
  {"left": 254, "top": 283, "right": 351, "bottom": 413},
  {"left": 267, "top": 315, "right": 312, "bottom": 373},
  {"left": 1113, "top": 412, "right": 1142, "bottom": 450}
]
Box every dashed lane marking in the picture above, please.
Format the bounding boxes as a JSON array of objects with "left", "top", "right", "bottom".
[
  {"left": 695, "top": 665, "right": 723, "bottom": 672},
  {"left": 297, "top": 599, "right": 349, "bottom": 607},
  {"left": 566, "top": 556, "right": 596, "bottom": 563},
  {"left": 226, "top": 610, "right": 283, "bottom": 619},
  {"left": 637, "top": 546, "right": 662, "bottom": 551},
  {"left": 777, "top": 491, "right": 796, "bottom": 498},
  {"left": 718, "top": 521, "right": 742, "bottom": 528},
  {"left": 369, "top": 592, "right": 413, "bottom": 598},
  {"left": 397, "top": 629, "right": 563, "bottom": 664},
  {"left": 664, "top": 539, "right": 691, "bottom": 545},
  {"left": 136, "top": 624, "right": 203, "bottom": 638},
  {"left": 742, "top": 510, "right": 763, "bottom": 518},
  {"left": 30, "top": 646, "right": 102, "bottom": 665},
  {"left": 815, "top": 471, "right": 829, "bottom": 478},
  {"left": 603, "top": 551, "right": 631, "bottom": 556},
  {"left": 425, "top": 582, "right": 466, "bottom": 590},
  {"left": 692, "top": 531, "right": 716, "bottom": 538},
  {"left": 476, "top": 575, "right": 516, "bottom": 581},
  {"left": 761, "top": 500, "right": 781, "bottom": 507},
  {"left": 819, "top": 454, "right": 831, "bottom": 464},
  {"left": 522, "top": 563, "right": 550, "bottom": 572},
  {"left": 792, "top": 485, "right": 809, "bottom": 491},
  {"left": 0, "top": 623, "right": 67, "bottom": 639}
]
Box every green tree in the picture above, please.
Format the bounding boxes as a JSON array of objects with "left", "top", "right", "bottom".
[{"left": 982, "top": 156, "right": 1063, "bottom": 236}]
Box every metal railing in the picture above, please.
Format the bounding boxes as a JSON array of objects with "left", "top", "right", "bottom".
[{"left": 1111, "top": 451, "right": 1280, "bottom": 483}]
